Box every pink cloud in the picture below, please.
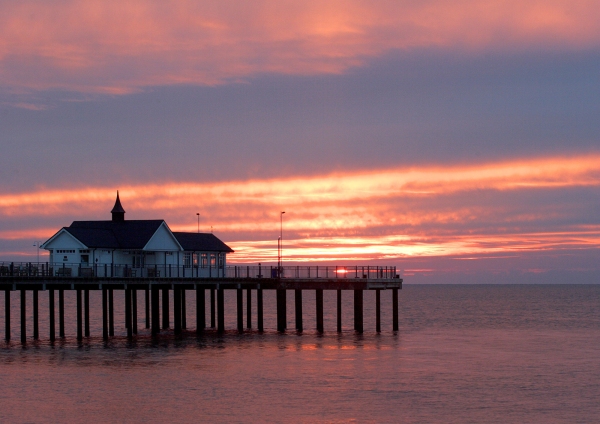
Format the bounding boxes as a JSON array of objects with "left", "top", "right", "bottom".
[
  {"left": 0, "top": 154, "right": 599, "bottom": 262},
  {"left": 1, "top": 1, "right": 599, "bottom": 95}
]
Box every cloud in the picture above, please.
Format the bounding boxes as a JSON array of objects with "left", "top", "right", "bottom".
[
  {"left": 1, "top": 154, "right": 599, "bottom": 263},
  {"left": 1, "top": 1, "right": 599, "bottom": 96}
]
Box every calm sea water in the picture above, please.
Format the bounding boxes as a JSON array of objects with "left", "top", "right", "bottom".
[{"left": 1, "top": 285, "right": 599, "bottom": 423}]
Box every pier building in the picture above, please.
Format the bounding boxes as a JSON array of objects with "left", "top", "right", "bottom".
[{"left": 40, "top": 192, "right": 233, "bottom": 278}]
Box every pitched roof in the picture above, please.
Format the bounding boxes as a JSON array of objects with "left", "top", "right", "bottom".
[
  {"left": 172, "top": 232, "right": 234, "bottom": 253},
  {"left": 66, "top": 220, "right": 164, "bottom": 249}
]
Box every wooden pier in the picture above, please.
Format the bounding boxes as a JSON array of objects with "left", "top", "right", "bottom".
[{"left": 1, "top": 264, "right": 402, "bottom": 343}]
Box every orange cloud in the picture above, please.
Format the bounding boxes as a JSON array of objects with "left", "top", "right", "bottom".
[
  {"left": 1, "top": 1, "right": 599, "bottom": 95},
  {"left": 0, "top": 154, "right": 599, "bottom": 262}
]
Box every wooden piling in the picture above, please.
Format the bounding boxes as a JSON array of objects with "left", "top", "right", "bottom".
[
  {"left": 210, "top": 288, "right": 216, "bottom": 328},
  {"left": 132, "top": 289, "right": 137, "bottom": 335},
  {"left": 4, "top": 290, "right": 9, "bottom": 341},
  {"left": 125, "top": 288, "right": 132, "bottom": 339},
  {"left": 108, "top": 288, "right": 114, "bottom": 337},
  {"left": 162, "top": 288, "right": 169, "bottom": 329},
  {"left": 217, "top": 288, "right": 225, "bottom": 333},
  {"left": 102, "top": 288, "right": 108, "bottom": 340},
  {"left": 174, "top": 287, "right": 181, "bottom": 335},
  {"left": 376, "top": 289, "right": 381, "bottom": 333},
  {"left": 393, "top": 288, "right": 399, "bottom": 331},
  {"left": 295, "top": 289, "right": 303, "bottom": 332},
  {"left": 59, "top": 289, "right": 65, "bottom": 338},
  {"left": 276, "top": 289, "right": 286, "bottom": 332},
  {"left": 181, "top": 290, "right": 186, "bottom": 330},
  {"left": 151, "top": 286, "right": 160, "bottom": 335},
  {"left": 316, "top": 289, "right": 324, "bottom": 333},
  {"left": 196, "top": 287, "right": 205, "bottom": 333},
  {"left": 49, "top": 289, "right": 55, "bottom": 341},
  {"left": 246, "top": 289, "right": 252, "bottom": 329},
  {"left": 20, "top": 289, "right": 26, "bottom": 344},
  {"left": 337, "top": 289, "right": 342, "bottom": 333},
  {"left": 76, "top": 289, "right": 83, "bottom": 341},
  {"left": 354, "top": 289, "right": 363, "bottom": 333},
  {"left": 84, "top": 289, "right": 90, "bottom": 337},
  {"left": 145, "top": 288, "right": 150, "bottom": 329},
  {"left": 33, "top": 289, "right": 39, "bottom": 340},
  {"left": 237, "top": 288, "right": 243, "bottom": 333},
  {"left": 257, "top": 288, "right": 264, "bottom": 332}
]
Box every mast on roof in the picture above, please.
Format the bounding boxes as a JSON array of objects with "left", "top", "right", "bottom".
[{"left": 111, "top": 190, "right": 126, "bottom": 222}]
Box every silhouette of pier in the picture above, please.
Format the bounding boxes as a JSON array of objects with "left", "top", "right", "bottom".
[{"left": 1, "top": 262, "right": 402, "bottom": 343}]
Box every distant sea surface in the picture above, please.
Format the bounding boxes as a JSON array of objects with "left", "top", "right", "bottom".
[{"left": 1, "top": 284, "right": 599, "bottom": 423}]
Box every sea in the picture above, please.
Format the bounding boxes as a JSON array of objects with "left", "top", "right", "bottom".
[{"left": 1, "top": 284, "right": 599, "bottom": 423}]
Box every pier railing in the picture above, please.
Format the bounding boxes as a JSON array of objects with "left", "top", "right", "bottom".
[{"left": 0, "top": 262, "right": 400, "bottom": 280}]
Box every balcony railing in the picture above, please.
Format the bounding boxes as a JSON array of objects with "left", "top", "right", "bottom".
[{"left": 0, "top": 262, "right": 400, "bottom": 280}]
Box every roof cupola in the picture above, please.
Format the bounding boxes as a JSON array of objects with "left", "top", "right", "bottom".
[{"left": 111, "top": 191, "right": 126, "bottom": 222}]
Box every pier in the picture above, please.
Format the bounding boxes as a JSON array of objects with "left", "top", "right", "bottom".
[{"left": 1, "top": 262, "right": 401, "bottom": 343}]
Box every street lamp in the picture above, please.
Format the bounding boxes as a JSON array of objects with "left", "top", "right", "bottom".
[
  {"left": 33, "top": 241, "right": 41, "bottom": 264},
  {"left": 280, "top": 211, "right": 285, "bottom": 275},
  {"left": 196, "top": 213, "right": 200, "bottom": 233}
]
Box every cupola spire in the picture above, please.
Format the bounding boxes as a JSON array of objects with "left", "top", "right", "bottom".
[{"left": 111, "top": 190, "right": 126, "bottom": 222}]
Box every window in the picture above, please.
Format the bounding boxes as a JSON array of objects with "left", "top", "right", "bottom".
[
  {"left": 132, "top": 254, "right": 143, "bottom": 268},
  {"left": 219, "top": 254, "right": 224, "bottom": 269},
  {"left": 81, "top": 255, "right": 89, "bottom": 264},
  {"left": 193, "top": 253, "right": 199, "bottom": 268},
  {"left": 184, "top": 253, "right": 192, "bottom": 268},
  {"left": 57, "top": 250, "right": 75, "bottom": 254},
  {"left": 201, "top": 253, "right": 208, "bottom": 268},
  {"left": 210, "top": 254, "right": 216, "bottom": 268},
  {"left": 79, "top": 249, "right": 89, "bottom": 253}
]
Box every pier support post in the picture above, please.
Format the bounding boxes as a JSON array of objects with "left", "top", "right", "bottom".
[
  {"left": 85, "top": 289, "right": 90, "bottom": 337},
  {"left": 174, "top": 287, "right": 182, "bottom": 335},
  {"left": 337, "top": 289, "right": 342, "bottom": 333},
  {"left": 196, "top": 287, "right": 205, "bottom": 333},
  {"left": 181, "top": 290, "right": 186, "bottom": 330},
  {"left": 376, "top": 289, "right": 381, "bottom": 333},
  {"left": 246, "top": 289, "right": 252, "bottom": 329},
  {"left": 276, "top": 289, "right": 286, "bottom": 332},
  {"left": 4, "top": 290, "right": 9, "bottom": 341},
  {"left": 109, "top": 288, "right": 114, "bottom": 337},
  {"left": 354, "top": 289, "right": 363, "bottom": 334},
  {"left": 162, "top": 288, "right": 169, "bottom": 329},
  {"left": 145, "top": 288, "right": 150, "bottom": 329},
  {"left": 151, "top": 286, "right": 160, "bottom": 335},
  {"left": 49, "top": 289, "right": 55, "bottom": 341},
  {"left": 237, "top": 288, "right": 243, "bottom": 333},
  {"left": 257, "top": 288, "right": 264, "bottom": 332},
  {"left": 20, "top": 289, "right": 26, "bottom": 344},
  {"left": 295, "top": 290, "right": 303, "bottom": 332},
  {"left": 316, "top": 289, "right": 323, "bottom": 333},
  {"left": 132, "top": 289, "right": 137, "bottom": 335},
  {"left": 76, "top": 289, "right": 83, "bottom": 341},
  {"left": 125, "top": 288, "right": 132, "bottom": 339},
  {"left": 210, "top": 288, "right": 216, "bottom": 328},
  {"left": 217, "top": 288, "right": 225, "bottom": 333},
  {"left": 59, "top": 289, "right": 65, "bottom": 338},
  {"left": 33, "top": 289, "right": 39, "bottom": 340},
  {"left": 393, "top": 288, "right": 399, "bottom": 331},
  {"left": 102, "top": 288, "right": 108, "bottom": 340}
]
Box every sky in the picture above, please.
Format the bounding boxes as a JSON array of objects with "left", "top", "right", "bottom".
[{"left": 1, "top": 0, "right": 599, "bottom": 283}]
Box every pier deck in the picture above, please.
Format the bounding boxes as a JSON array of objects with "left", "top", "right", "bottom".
[{"left": 1, "top": 263, "right": 402, "bottom": 343}]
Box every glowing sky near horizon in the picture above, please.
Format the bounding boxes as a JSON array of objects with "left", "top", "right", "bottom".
[{"left": 1, "top": 1, "right": 599, "bottom": 283}]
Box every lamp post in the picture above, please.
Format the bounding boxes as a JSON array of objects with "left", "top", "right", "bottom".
[
  {"left": 33, "top": 241, "right": 40, "bottom": 264},
  {"left": 196, "top": 213, "right": 200, "bottom": 233},
  {"left": 280, "top": 211, "right": 285, "bottom": 275}
]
